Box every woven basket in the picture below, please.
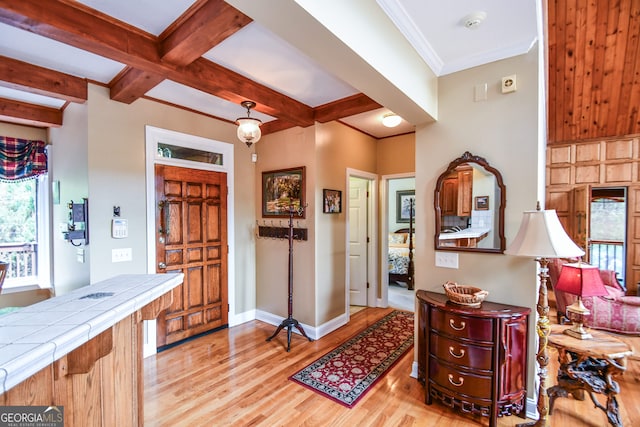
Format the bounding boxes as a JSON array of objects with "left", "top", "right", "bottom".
[{"left": 443, "top": 281, "right": 488, "bottom": 307}]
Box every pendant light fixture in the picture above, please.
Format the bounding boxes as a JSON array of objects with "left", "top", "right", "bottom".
[{"left": 236, "top": 100, "right": 262, "bottom": 147}]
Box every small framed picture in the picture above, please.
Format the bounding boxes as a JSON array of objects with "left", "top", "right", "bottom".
[
  {"left": 396, "top": 190, "right": 415, "bottom": 223},
  {"left": 323, "top": 189, "right": 342, "bottom": 213},
  {"left": 475, "top": 195, "right": 489, "bottom": 210}
]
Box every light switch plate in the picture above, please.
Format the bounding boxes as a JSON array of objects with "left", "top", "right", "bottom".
[{"left": 435, "top": 251, "right": 459, "bottom": 269}]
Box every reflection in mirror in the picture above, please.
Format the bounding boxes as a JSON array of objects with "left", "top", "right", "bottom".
[{"left": 434, "top": 152, "right": 506, "bottom": 253}]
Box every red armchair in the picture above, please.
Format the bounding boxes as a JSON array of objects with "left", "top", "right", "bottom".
[{"left": 549, "top": 259, "right": 640, "bottom": 335}]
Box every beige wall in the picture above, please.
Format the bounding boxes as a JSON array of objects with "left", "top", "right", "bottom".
[
  {"left": 254, "top": 121, "right": 377, "bottom": 327},
  {"left": 315, "top": 121, "right": 377, "bottom": 324},
  {"left": 19, "top": 84, "right": 256, "bottom": 319},
  {"left": 417, "top": 46, "right": 542, "bottom": 397},
  {"left": 254, "top": 126, "right": 317, "bottom": 325},
  {"left": 376, "top": 133, "right": 415, "bottom": 176},
  {"left": 49, "top": 101, "right": 90, "bottom": 295}
]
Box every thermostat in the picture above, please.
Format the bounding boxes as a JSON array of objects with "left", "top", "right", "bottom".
[
  {"left": 501, "top": 74, "right": 517, "bottom": 93},
  {"left": 112, "top": 218, "right": 128, "bottom": 239}
]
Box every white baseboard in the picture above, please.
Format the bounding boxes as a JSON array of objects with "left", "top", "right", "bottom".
[
  {"left": 410, "top": 361, "right": 418, "bottom": 378},
  {"left": 229, "top": 308, "right": 256, "bottom": 327}
]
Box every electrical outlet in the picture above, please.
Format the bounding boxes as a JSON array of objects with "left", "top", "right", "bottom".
[
  {"left": 112, "top": 248, "right": 132, "bottom": 263},
  {"left": 435, "top": 251, "right": 459, "bottom": 269}
]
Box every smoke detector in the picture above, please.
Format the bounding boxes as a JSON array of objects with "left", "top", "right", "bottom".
[{"left": 463, "top": 12, "right": 487, "bottom": 29}]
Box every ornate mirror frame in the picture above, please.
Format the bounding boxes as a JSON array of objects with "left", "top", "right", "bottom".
[{"left": 434, "top": 151, "right": 506, "bottom": 253}]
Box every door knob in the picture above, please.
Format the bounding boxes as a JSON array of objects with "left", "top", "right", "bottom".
[{"left": 158, "top": 262, "right": 166, "bottom": 269}]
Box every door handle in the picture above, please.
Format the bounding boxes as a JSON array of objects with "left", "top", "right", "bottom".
[
  {"left": 158, "top": 262, "right": 166, "bottom": 269},
  {"left": 158, "top": 200, "right": 170, "bottom": 237}
]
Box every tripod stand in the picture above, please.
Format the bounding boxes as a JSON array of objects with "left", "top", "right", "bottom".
[{"left": 266, "top": 204, "right": 313, "bottom": 351}]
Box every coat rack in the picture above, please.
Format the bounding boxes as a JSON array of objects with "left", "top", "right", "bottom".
[{"left": 266, "top": 203, "right": 313, "bottom": 351}]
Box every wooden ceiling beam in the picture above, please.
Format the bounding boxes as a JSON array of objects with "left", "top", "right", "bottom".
[
  {"left": 160, "top": 0, "right": 252, "bottom": 65},
  {"left": 0, "top": 0, "right": 314, "bottom": 126},
  {"left": 261, "top": 119, "right": 297, "bottom": 135},
  {"left": 109, "top": 67, "right": 166, "bottom": 104},
  {"left": 0, "top": 55, "right": 87, "bottom": 102},
  {"left": 0, "top": 97, "right": 62, "bottom": 127},
  {"left": 314, "top": 94, "right": 382, "bottom": 123},
  {"left": 111, "top": 0, "right": 252, "bottom": 104}
]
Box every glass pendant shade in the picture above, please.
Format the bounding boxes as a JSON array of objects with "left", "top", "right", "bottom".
[
  {"left": 236, "top": 117, "right": 262, "bottom": 146},
  {"left": 236, "top": 101, "right": 262, "bottom": 147}
]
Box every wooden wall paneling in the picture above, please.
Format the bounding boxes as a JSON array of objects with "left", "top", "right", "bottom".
[
  {"left": 596, "top": 6, "right": 623, "bottom": 137},
  {"left": 547, "top": 0, "right": 558, "bottom": 141},
  {"left": 575, "top": 164, "right": 600, "bottom": 183},
  {"left": 575, "top": 142, "right": 600, "bottom": 162},
  {"left": 549, "top": 166, "right": 572, "bottom": 186},
  {"left": 547, "top": 188, "right": 572, "bottom": 235},
  {"left": 604, "top": 162, "right": 633, "bottom": 183},
  {"left": 549, "top": 144, "right": 572, "bottom": 164},
  {"left": 553, "top": 0, "right": 567, "bottom": 141},
  {"left": 572, "top": 185, "right": 590, "bottom": 254},
  {"left": 605, "top": 138, "right": 634, "bottom": 160},
  {"left": 628, "top": 185, "right": 640, "bottom": 295},
  {"left": 587, "top": 1, "right": 608, "bottom": 140},
  {"left": 571, "top": 0, "right": 587, "bottom": 142},
  {"left": 615, "top": 2, "right": 640, "bottom": 136},
  {"left": 563, "top": 0, "right": 577, "bottom": 141}
]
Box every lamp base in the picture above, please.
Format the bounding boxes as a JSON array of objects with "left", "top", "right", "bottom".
[{"left": 563, "top": 323, "right": 593, "bottom": 340}]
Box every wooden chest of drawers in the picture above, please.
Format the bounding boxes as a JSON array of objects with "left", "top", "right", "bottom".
[{"left": 417, "top": 290, "right": 530, "bottom": 427}]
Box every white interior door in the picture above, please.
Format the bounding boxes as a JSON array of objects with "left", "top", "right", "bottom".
[{"left": 349, "top": 177, "right": 369, "bottom": 306}]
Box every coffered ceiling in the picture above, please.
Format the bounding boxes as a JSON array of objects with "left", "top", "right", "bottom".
[{"left": 0, "top": 1, "right": 538, "bottom": 139}]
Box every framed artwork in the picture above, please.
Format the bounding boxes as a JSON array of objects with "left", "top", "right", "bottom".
[
  {"left": 475, "top": 195, "right": 489, "bottom": 210},
  {"left": 262, "top": 166, "right": 306, "bottom": 218},
  {"left": 323, "top": 189, "right": 342, "bottom": 213},
  {"left": 396, "top": 190, "right": 415, "bottom": 223}
]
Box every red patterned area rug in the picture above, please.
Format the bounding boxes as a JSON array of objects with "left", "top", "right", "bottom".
[{"left": 289, "top": 310, "right": 414, "bottom": 408}]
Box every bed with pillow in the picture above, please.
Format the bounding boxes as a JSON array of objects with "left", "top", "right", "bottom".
[{"left": 388, "top": 229, "right": 414, "bottom": 290}]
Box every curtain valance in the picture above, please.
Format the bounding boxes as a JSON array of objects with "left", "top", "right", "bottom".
[{"left": 0, "top": 136, "right": 48, "bottom": 182}]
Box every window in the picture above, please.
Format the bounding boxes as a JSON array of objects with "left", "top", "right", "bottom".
[
  {"left": 589, "top": 187, "right": 626, "bottom": 286},
  {"left": 0, "top": 174, "right": 50, "bottom": 290}
]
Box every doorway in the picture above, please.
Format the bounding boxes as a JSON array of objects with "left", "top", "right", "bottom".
[
  {"left": 589, "top": 187, "right": 627, "bottom": 288},
  {"left": 346, "top": 169, "right": 377, "bottom": 314},
  {"left": 382, "top": 174, "right": 415, "bottom": 312},
  {"left": 144, "top": 126, "right": 235, "bottom": 356}
]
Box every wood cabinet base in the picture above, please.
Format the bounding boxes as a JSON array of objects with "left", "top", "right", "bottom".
[
  {"left": 418, "top": 290, "right": 530, "bottom": 427},
  {"left": 0, "top": 294, "right": 172, "bottom": 427}
]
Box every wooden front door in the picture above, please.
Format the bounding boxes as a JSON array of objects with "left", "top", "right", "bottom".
[{"left": 155, "top": 164, "right": 228, "bottom": 347}]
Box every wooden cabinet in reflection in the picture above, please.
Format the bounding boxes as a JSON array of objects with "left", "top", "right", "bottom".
[{"left": 440, "top": 166, "right": 473, "bottom": 217}]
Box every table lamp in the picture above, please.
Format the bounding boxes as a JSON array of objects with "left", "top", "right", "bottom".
[
  {"left": 505, "top": 203, "right": 585, "bottom": 427},
  {"left": 555, "top": 262, "right": 608, "bottom": 339}
]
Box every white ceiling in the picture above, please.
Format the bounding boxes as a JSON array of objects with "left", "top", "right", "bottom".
[{"left": 0, "top": 1, "right": 538, "bottom": 139}]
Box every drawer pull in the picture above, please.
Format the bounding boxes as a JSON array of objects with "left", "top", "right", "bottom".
[
  {"left": 448, "top": 346, "right": 465, "bottom": 358},
  {"left": 449, "top": 319, "right": 466, "bottom": 331},
  {"left": 448, "top": 374, "right": 464, "bottom": 387}
]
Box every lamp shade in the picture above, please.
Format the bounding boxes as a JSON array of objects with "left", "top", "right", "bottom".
[
  {"left": 555, "top": 262, "right": 608, "bottom": 297},
  {"left": 236, "top": 117, "right": 262, "bottom": 145},
  {"left": 504, "top": 208, "right": 585, "bottom": 259}
]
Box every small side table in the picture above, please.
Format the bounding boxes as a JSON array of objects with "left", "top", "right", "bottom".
[{"left": 547, "top": 324, "right": 634, "bottom": 427}]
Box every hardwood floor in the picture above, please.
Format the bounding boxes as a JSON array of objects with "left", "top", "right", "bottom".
[{"left": 144, "top": 306, "right": 640, "bottom": 426}]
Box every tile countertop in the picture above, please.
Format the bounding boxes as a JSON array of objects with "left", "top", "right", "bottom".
[
  {"left": 438, "top": 227, "right": 491, "bottom": 240},
  {"left": 0, "top": 273, "right": 184, "bottom": 395}
]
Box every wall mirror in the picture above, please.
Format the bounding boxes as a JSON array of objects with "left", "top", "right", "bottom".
[{"left": 434, "top": 151, "right": 506, "bottom": 253}]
